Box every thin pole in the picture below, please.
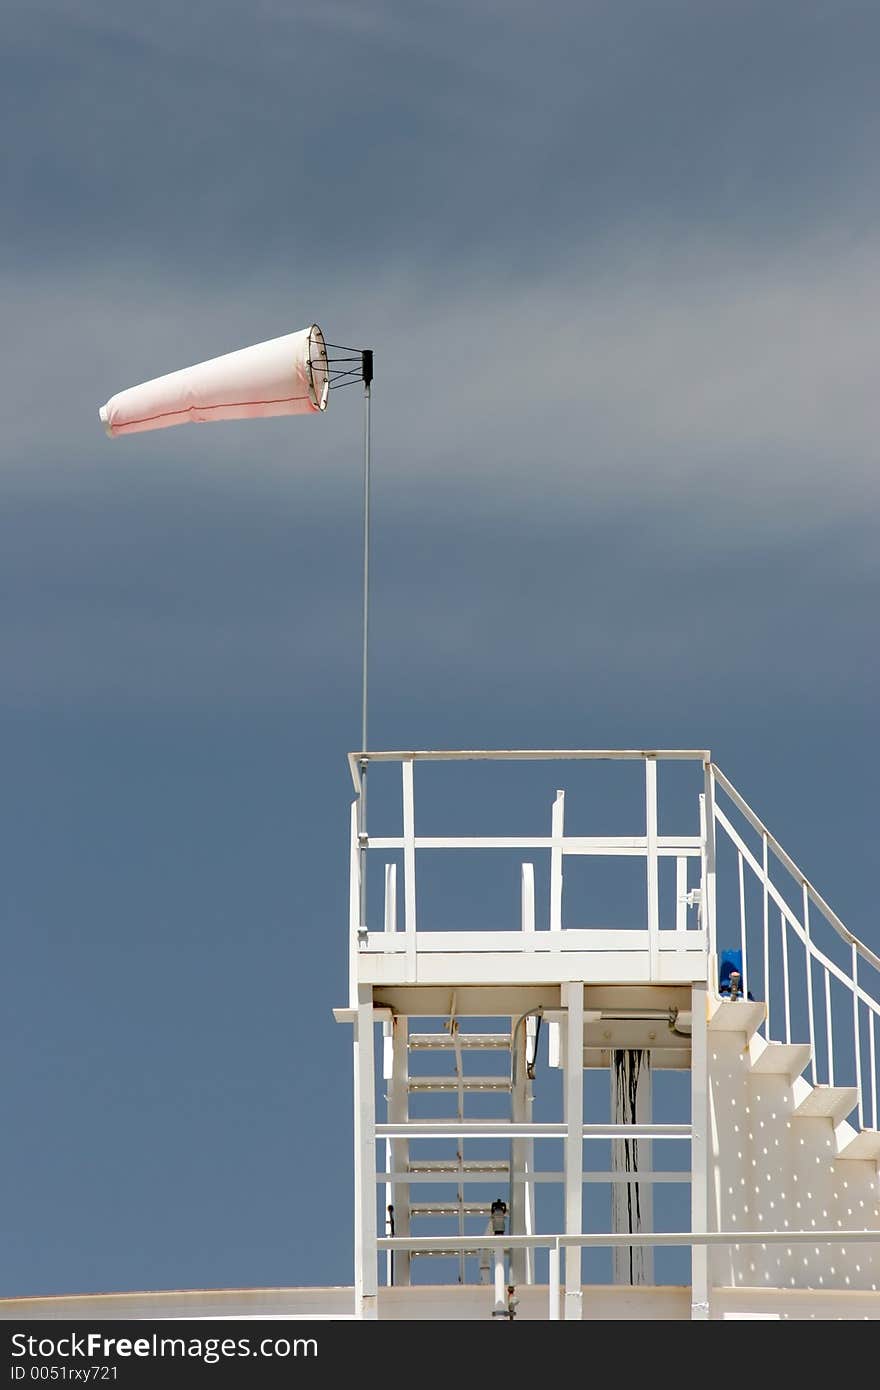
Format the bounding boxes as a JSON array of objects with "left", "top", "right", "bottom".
[{"left": 358, "top": 350, "right": 373, "bottom": 931}]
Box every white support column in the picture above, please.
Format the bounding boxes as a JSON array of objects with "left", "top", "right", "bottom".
[
  {"left": 549, "top": 793, "right": 564, "bottom": 1068},
  {"left": 562, "top": 981, "right": 584, "bottom": 1320},
  {"left": 702, "top": 763, "right": 718, "bottom": 969},
  {"left": 510, "top": 1017, "right": 529, "bottom": 1287},
  {"left": 349, "top": 801, "right": 361, "bottom": 1009},
  {"left": 520, "top": 862, "right": 537, "bottom": 1284},
  {"left": 388, "top": 1014, "right": 410, "bottom": 1286},
  {"left": 354, "top": 984, "right": 378, "bottom": 1319},
  {"left": 548, "top": 1242, "right": 561, "bottom": 1320},
  {"left": 690, "top": 980, "right": 710, "bottom": 1320},
  {"left": 646, "top": 758, "right": 660, "bottom": 981},
  {"left": 402, "top": 759, "right": 417, "bottom": 981},
  {"left": 610, "top": 1049, "right": 654, "bottom": 1285}
]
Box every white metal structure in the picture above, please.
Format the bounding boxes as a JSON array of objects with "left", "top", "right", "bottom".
[
  {"left": 3, "top": 746, "right": 878, "bottom": 1323},
  {"left": 334, "top": 748, "right": 880, "bottom": 1320}
]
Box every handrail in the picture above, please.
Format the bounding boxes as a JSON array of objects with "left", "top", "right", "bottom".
[
  {"left": 378, "top": 1229, "right": 880, "bottom": 1319},
  {"left": 714, "top": 803, "right": 880, "bottom": 1018},
  {"left": 711, "top": 763, "right": 880, "bottom": 974},
  {"left": 378, "top": 1229, "right": 880, "bottom": 1251},
  {"left": 710, "top": 763, "right": 879, "bottom": 1131},
  {"left": 348, "top": 747, "right": 711, "bottom": 792}
]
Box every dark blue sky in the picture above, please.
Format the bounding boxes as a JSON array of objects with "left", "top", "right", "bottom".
[{"left": 2, "top": 0, "right": 879, "bottom": 1297}]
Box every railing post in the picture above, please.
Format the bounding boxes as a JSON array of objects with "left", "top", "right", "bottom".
[
  {"left": 646, "top": 758, "right": 660, "bottom": 981},
  {"left": 388, "top": 1013, "right": 410, "bottom": 1287},
  {"left": 803, "top": 885, "right": 817, "bottom": 1085},
  {"left": 737, "top": 850, "right": 749, "bottom": 1001},
  {"left": 762, "top": 833, "right": 770, "bottom": 1040},
  {"left": 824, "top": 967, "right": 834, "bottom": 1087},
  {"left": 702, "top": 763, "right": 718, "bottom": 968},
  {"left": 851, "top": 946, "right": 863, "bottom": 1129},
  {"left": 780, "top": 910, "right": 791, "bottom": 1044},
  {"left": 402, "top": 758, "right": 417, "bottom": 980},
  {"left": 562, "top": 982, "right": 583, "bottom": 1320},
  {"left": 349, "top": 801, "right": 361, "bottom": 1009},
  {"left": 548, "top": 1240, "right": 561, "bottom": 1320},
  {"left": 548, "top": 792, "right": 565, "bottom": 1067}
]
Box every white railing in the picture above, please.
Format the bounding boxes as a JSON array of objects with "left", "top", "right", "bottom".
[
  {"left": 710, "top": 764, "right": 880, "bottom": 1132},
  {"left": 377, "top": 1228, "right": 880, "bottom": 1320},
  {"left": 346, "top": 749, "right": 880, "bottom": 1135},
  {"left": 348, "top": 750, "right": 712, "bottom": 969}
]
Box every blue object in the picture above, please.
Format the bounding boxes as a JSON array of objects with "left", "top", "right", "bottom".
[{"left": 719, "top": 948, "right": 746, "bottom": 997}]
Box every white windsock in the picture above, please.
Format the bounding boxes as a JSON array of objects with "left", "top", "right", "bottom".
[{"left": 99, "top": 324, "right": 329, "bottom": 438}]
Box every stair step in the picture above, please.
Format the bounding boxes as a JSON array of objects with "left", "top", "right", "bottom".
[
  {"left": 833, "top": 1122, "right": 880, "bottom": 1162},
  {"left": 409, "top": 1202, "right": 493, "bottom": 1217},
  {"left": 791, "top": 1079, "right": 858, "bottom": 1125},
  {"left": 409, "top": 1034, "right": 511, "bottom": 1051},
  {"left": 407, "top": 1076, "right": 511, "bottom": 1093},
  {"left": 707, "top": 997, "right": 766, "bottom": 1038},
  {"left": 747, "top": 1035, "right": 812, "bottom": 1081}
]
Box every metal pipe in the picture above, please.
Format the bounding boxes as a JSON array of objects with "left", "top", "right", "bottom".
[{"left": 358, "top": 355, "right": 372, "bottom": 931}]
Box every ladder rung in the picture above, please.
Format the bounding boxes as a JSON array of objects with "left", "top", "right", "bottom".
[
  {"left": 410, "top": 1202, "right": 493, "bottom": 1217},
  {"left": 409, "top": 1034, "right": 511, "bottom": 1051},
  {"left": 410, "top": 1248, "right": 486, "bottom": 1259},
  {"left": 407, "top": 1076, "right": 511, "bottom": 1092},
  {"left": 407, "top": 1160, "right": 509, "bottom": 1175}
]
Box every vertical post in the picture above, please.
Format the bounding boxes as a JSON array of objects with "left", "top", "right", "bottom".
[
  {"left": 549, "top": 792, "right": 564, "bottom": 1068},
  {"left": 562, "top": 982, "right": 583, "bottom": 1320},
  {"left": 388, "top": 1015, "right": 411, "bottom": 1286},
  {"left": 548, "top": 1241, "right": 561, "bottom": 1320},
  {"left": 762, "top": 833, "right": 770, "bottom": 1040},
  {"left": 824, "top": 967, "right": 834, "bottom": 1087},
  {"left": 349, "top": 802, "right": 361, "bottom": 1009},
  {"left": 803, "top": 885, "right": 817, "bottom": 1084},
  {"left": 646, "top": 759, "right": 659, "bottom": 980},
  {"left": 358, "top": 351, "right": 373, "bottom": 935},
  {"left": 853, "top": 945, "right": 864, "bottom": 1130},
  {"left": 381, "top": 864, "right": 407, "bottom": 1287},
  {"left": 870, "top": 1013, "right": 877, "bottom": 1131},
  {"left": 354, "top": 984, "right": 378, "bottom": 1319},
  {"left": 521, "top": 863, "right": 537, "bottom": 1282},
  {"left": 510, "top": 1013, "right": 530, "bottom": 1286},
  {"left": 702, "top": 763, "right": 718, "bottom": 969},
  {"left": 402, "top": 758, "right": 417, "bottom": 979},
  {"left": 690, "top": 981, "right": 710, "bottom": 1320},
  {"left": 781, "top": 910, "right": 792, "bottom": 1044},
  {"left": 737, "top": 851, "right": 749, "bottom": 1000}
]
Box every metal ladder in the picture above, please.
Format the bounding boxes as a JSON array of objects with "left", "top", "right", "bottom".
[{"left": 383, "top": 1017, "right": 526, "bottom": 1285}]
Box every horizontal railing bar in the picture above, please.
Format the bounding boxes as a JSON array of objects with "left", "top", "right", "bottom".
[
  {"left": 377, "top": 1171, "right": 693, "bottom": 1185},
  {"left": 364, "top": 835, "right": 701, "bottom": 855},
  {"left": 376, "top": 1122, "right": 691, "bottom": 1139},
  {"left": 712, "top": 764, "right": 880, "bottom": 974},
  {"left": 378, "top": 1228, "right": 880, "bottom": 1251},
  {"left": 362, "top": 929, "right": 707, "bottom": 952},
  {"left": 348, "top": 748, "right": 710, "bottom": 791}
]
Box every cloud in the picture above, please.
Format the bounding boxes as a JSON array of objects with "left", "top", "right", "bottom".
[{"left": 5, "top": 228, "right": 880, "bottom": 525}]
